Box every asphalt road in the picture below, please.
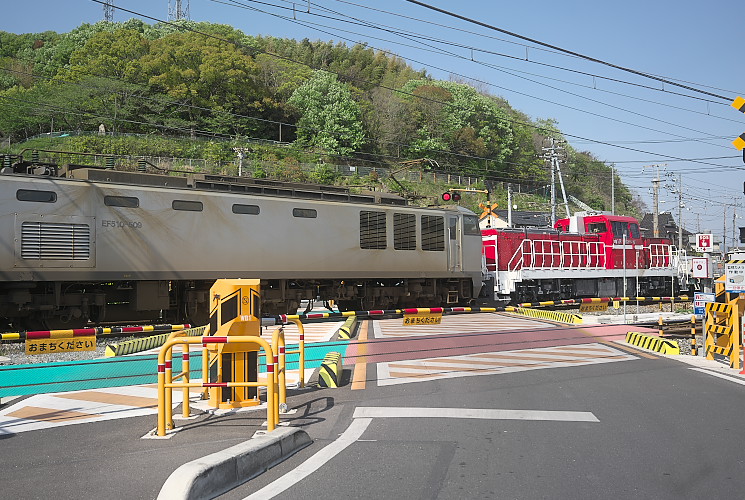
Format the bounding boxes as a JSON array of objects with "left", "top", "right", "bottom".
[
  {"left": 3, "top": 314, "right": 745, "bottom": 500},
  {"left": 221, "top": 353, "right": 745, "bottom": 500}
]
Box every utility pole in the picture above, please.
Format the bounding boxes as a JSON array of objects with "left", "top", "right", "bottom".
[
  {"left": 643, "top": 164, "right": 666, "bottom": 237},
  {"left": 677, "top": 174, "right": 683, "bottom": 251},
  {"left": 611, "top": 165, "right": 615, "bottom": 215},
  {"left": 724, "top": 204, "right": 728, "bottom": 258},
  {"left": 542, "top": 138, "right": 568, "bottom": 225},
  {"left": 733, "top": 204, "right": 737, "bottom": 249},
  {"left": 666, "top": 172, "right": 684, "bottom": 251},
  {"left": 507, "top": 184, "right": 513, "bottom": 228}
]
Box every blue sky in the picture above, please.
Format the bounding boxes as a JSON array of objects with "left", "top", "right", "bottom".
[{"left": 3, "top": 1, "right": 745, "bottom": 246}]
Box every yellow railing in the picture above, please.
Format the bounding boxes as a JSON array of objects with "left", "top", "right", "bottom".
[{"left": 156, "top": 335, "right": 278, "bottom": 437}]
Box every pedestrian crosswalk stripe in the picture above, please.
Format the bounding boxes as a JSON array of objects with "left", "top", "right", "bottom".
[
  {"left": 376, "top": 342, "right": 637, "bottom": 386},
  {"left": 6, "top": 405, "right": 98, "bottom": 423},
  {"left": 54, "top": 391, "right": 159, "bottom": 408}
]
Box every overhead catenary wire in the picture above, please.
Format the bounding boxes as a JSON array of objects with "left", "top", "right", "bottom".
[
  {"left": 4, "top": 1, "right": 727, "bottom": 205},
  {"left": 204, "top": 0, "right": 744, "bottom": 169},
  {"left": 402, "top": 0, "right": 733, "bottom": 102},
  {"left": 234, "top": 0, "right": 742, "bottom": 102},
  {"left": 217, "top": 0, "right": 739, "bottom": 148}
]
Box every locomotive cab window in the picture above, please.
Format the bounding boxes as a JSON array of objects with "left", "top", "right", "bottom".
[
  {"left": 104, "top": 195, "right": 139, "bottom": 208},
  {"left": 360, "top": 211, "right": 387, "bottom": 249},
  {"left": 172, "top": 200, "right": 203, "bottom": 212},
  {"left": 421, "top": 215, "right": 445, "bottom": 251},
  {"left": 293, "top": 208, "right": 317, "bottom": 218},
  {"left": 463, "top": 215, "right": 481, "bottom": 236},
  {"left": 449, "top": 217, "right": 457, "bottom": 240},
  {"left": 587, "top": 222, "right": 607, "bottom": 234},
  {"left": 17, "top": 189, "right": 57, "bottom": 203},
  {"left": 232, "top": 204, "right": 260, "bottom": 215},
  {"left": 611, "top": 221, "right": 630, "bottom": 238},
  {"left": 630, "top": 223, "right": 641, "bottom": 239}
]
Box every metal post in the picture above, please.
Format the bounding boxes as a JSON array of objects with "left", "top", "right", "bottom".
[
  {"left": 677, "top": 174, "right": 684, "bottom": 252},
  {"left": 611, "top": 165, "right": 615, "bottom": 215},
  {"left": 507, "top": 184, "right": 513, "bottom": 228},
  {"left": 550, "top": 149, "right": 556, "bottom": 226},
  {"left": 623, "top": 234, "right": 627, "bottom": 323}
]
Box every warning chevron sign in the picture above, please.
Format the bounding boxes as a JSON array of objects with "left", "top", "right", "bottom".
[{"left": 733, "top": 96, "right": 745, "bottom": 150}]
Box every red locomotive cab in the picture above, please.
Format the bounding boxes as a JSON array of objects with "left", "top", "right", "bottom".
[{"left": 555, "top": 213, "right": 648, "bottom": 270}]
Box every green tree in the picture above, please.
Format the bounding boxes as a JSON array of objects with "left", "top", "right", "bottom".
[
  {"left": 137, "top": 29, "right": 265, "bottom": 135},
  {"left": 287, "top": 71, "right": 365, "bottom": 155}
]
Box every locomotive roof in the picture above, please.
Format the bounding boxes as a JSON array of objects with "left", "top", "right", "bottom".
[{"left": 3, "top": 161, "right": 477, "bottom": 214}]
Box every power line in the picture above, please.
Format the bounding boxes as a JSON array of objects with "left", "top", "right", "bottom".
[
  {"left": 72, "top": 2, "right": 745, "bottom": 176},
  {"left": 208, "top": 0, "right": 742, "bottom": 165},
  {"left": 403, "top": 0, "right": 733, "bottom": 101},
  {"left": 323, "top": 0, "right": 742, "bottom": 98}
]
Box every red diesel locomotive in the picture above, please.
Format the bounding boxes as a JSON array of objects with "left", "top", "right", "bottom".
[{"left": 481, "top": 212, "right": 680, "bottom": 303}]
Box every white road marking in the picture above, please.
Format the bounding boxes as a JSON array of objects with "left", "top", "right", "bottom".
[
  {"left": 352, "top": 406, "right": 599, "bottom": 422},
  {"left": 243, "top": 403, "right": 598, "bottom": 499},
  {"left": 243, "top": 417, "right": 372, "bottom": 499},
  {"left": 690, "top": 367, "right": 745, "bottom": 386}
]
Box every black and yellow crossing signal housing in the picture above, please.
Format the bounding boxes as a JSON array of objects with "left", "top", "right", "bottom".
[
  {"left": 442, "top": 191, "right": 461, "bottom": 202},
  {"left": 732, "top": 96, "right": 745, "bottom": 151}
]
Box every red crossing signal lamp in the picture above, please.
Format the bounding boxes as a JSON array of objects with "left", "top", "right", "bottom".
[{"left": 442, "top": 192, "right": 461, "bottom": 202}]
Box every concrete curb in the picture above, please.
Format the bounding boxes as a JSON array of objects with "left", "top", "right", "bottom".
[{"left": 157, "top": 427, "right": 311, "bottom": 500}]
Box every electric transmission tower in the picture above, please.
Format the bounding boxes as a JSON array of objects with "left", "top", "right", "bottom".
[
  {"left": 103, "top": 0, "right": 114, "bottom": 22},
  {"left": 168, "top": 0, "right": 190, "bottom": 20}
]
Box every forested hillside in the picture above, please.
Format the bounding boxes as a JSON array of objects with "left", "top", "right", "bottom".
[{"left": 0, "top": 19, "right": 641, "bottom": 215}]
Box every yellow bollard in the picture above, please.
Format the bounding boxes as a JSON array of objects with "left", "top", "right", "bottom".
[
  {"left": 272, "top": 327, "right": 288, "bottom": 414},
  {"left": 182, "top": 341, "right": 190, "bottom": 418},
  {"left": 290, "top": 318, "right": 306, "bottom": 388}
]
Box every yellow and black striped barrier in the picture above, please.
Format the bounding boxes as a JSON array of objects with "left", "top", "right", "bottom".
[
  {"left": 626, "top": 332, "right": 680, "bottom": 355},
  {"left": 509, "top": 308, "right": 583, "bottom": 324},
  {"left": 106, "top": 326, "right": 207, "bottom": 357},
  {"left": 337, "top": 316, "right": 358, "bottom": 340},
  {"left": 1, "top": 324, "right": 191, "bottom": 342},
  {"left": 269, "top": 295, "right": 691, "bottom": 324},
  {"left": 318, "top": 351, "right": 343, "bottom": 388}
]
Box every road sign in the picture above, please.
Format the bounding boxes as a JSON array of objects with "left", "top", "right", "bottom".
[
  {"left": 733, "top": 96, "right": 745, "bottom": 150},
  {"left": 695, "top": 233, "right": 713, "bottom": 252},
  {"left": 478, "top": 202, "right": 499, "bottom": 220},
  {"left": 725, "top": 261, "right": 745, "bottom": 293},
  {"left": 25, "top": 336, "right": 96, "bottom": 355},
  {"left": 691, "top": 257, "right": 709, "bottom": 278},
  {"left": 403, "top": 312, "right": 442, "bottom": 326},
  {"left": 693, "top": 292, "right": 715, "bottom": 319},
  {"left": 579, "top": 302, "right": 608, "bottom": 313}
]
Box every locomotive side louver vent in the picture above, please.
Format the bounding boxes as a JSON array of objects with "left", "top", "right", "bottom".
[
  {"left": 21, "top": 222, "right": 91, "bottom": 260},
  {"left": 360, "top": 211, "right": 387, "bottom": 249}
]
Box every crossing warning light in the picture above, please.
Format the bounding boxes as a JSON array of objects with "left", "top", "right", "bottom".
[{"left": 442, "top": 192, "right": 461, "bottom": 202}]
